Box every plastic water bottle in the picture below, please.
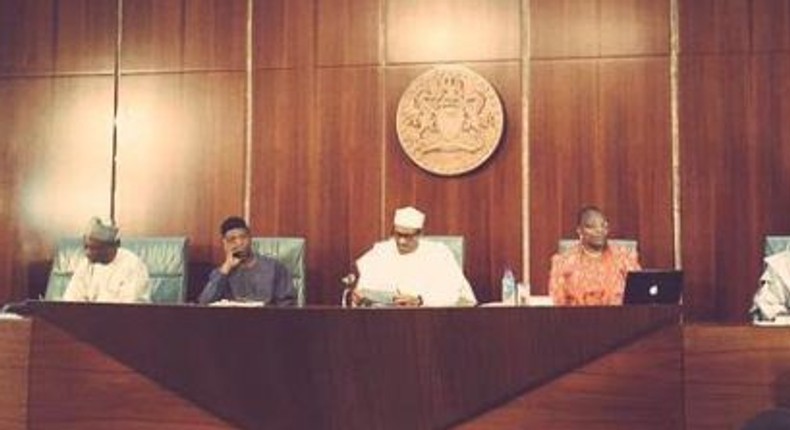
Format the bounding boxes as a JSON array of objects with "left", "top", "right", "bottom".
[{"left": 501, "top": 268, "right": 516, "bottom": 305}]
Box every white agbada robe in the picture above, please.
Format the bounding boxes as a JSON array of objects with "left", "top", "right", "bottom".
[
  {"left": 355, "top": 239, "right": 477, "bottom": 307},
  {"left": 751, "top": 250, "right": 790, "bottom": 320},
  {"left": 63, "top": 248, "right": 152, "bottom": 303}
]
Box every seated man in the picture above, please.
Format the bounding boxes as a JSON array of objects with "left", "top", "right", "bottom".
[
  {"left": 353, "top": 206, "right": 477, "bottom": 307},
  {"left": 62, "top": 217, "right": 151, "bottom": 303},
  {"left": 750, "top": 247, "right": 790, "bottom": 321},
  {"left": 549, "top": 206, "right": 641, "bottom": 306},
  {"left": 198, "top": 216, "right": 295, "bottom": 306}
]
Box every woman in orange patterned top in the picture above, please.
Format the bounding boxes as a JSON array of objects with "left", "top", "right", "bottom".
[{"left": 549, "top": 206, "right": 641, "bottom": 306}]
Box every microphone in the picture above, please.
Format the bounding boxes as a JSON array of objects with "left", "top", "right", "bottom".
[
  {"left": 341, "top": 273, "right": 357, "bottom": 286},
  {"left": 232, "top": 251, "right": 245, "bottom": 259},
  {"left": 340, "top": 273, "right": 357, "bottom": 307}
]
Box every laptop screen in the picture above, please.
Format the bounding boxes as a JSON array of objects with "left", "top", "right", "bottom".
[{"left": 623, "top": 270, "right": 683, "bottom": 305}]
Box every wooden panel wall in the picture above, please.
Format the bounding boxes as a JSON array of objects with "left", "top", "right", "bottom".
[
  {"left": 529, "top": 0, "right": 673, "bottom": 296},
  {"left": 2, "top": 0, "right": 790, "bottom": 316},
  {"left": 680, "top": 0, "right": 790, "bottom": 321},
  {"left": 456, "top": 326, "right": 683, "bottom": 429},
  {"left": 0, "top": 319, "right": 31, "bottom": 430},
  {"left": 0, "top": 0, "right": 117, "bottom": 303}
]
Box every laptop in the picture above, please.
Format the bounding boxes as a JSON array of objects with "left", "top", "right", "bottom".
[{"left": 623, "top": 270, "right": 683, "bottom": 305}]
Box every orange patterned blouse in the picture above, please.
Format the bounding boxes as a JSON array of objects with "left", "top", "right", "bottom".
[{"left": 548, "top": 243, "right": 641, "bottom": 306}]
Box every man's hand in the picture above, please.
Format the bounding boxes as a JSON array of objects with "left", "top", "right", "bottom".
[
  {"left": 219, "top": 248, "right": 243, "bottom": 274},
  {"left": 393, "top": 291, "right": 422, "bottom": 307}
]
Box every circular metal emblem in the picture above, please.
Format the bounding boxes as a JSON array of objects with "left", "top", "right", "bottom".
[{"left": 396, "top": 65, "right": 504, "bottom": 176}]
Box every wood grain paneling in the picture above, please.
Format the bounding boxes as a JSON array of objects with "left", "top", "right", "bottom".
[
  {"left": 598, "top": 58, "right": 673, "bottom": 268},
  {"left": 599, "top": 0, "right": 669, "bottom": 56},
  {"left": 299, "top": 67, "right": 382, "bottom": 304},
  {"left": 0, "top": 319, "right": 31, "bottom": 430},
  {"left": 456, "top": 326, "right": 683, "bottom": 430},
  {"left": 531, "top": 0, "right": 600, "bottom": 59},
  {"left": 251, "top": 69, "right": 315, "bottom": 235},
  {"left": 51, "top": 0, "right": 117, "bottom": 73},
  {"left": 316, "top": 0, "right": 380, "bottom": 66},
  {"left": 253, "top": 0, "right": 314, "bottom": 69},
  {"left": 0, "top": 0, "right": 116, "bottom": 75},
  {"left": 28, "top": 317, "right": 231, "bottom": 429},
  {"left": 22, "top": 302, "right": 679, "bottom": 429},
  {"left": 115, "top": 73, "right": 246, "bottom": 300},
  {"left": 679, "top": 0, "right": 751, "bottom": 54},
  {"left": 122, "top": 0, "right": 246, "bottom": 72},
  {"left": 384, "top": 63, "right": 521, "bottom": 302},
  {"left": 532, "top": 0, "right": 669, "bottom": 59},
  {"left": 680, "top": 55, "right": 753, "bottom": 322},
  {"left": 684, "top": 324, "right": 790, "bottom": 430},
  {"left": 529, "top": 60, "right": 597, "bottom": 294},
  {"left": 0, "top": 76, "right": 114, "bottom": 301},
  {"left": 385, "top": 0, "right": 520, "bottom": 64},
  {"left": 753, "top": 54, "right": 790, "bottom": 237},
  {"left": 0, "top": 0, "right": 54, "bottom": 74},
  {"left": 530, "top": 58, "right": 672, "bottom": 295},
  {"left": 752, "top": 0, "right": 790, "bottom": 52}
]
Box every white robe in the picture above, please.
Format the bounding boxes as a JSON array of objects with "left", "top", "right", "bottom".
[
  {"left": 63, "top": 248, "right": 152, "bottom": 303},
  {"left": 751, "top": 250, "right": 790, "bottom": 320},
  {"left": 355, "top": 239, "right": 477, "bottom": 307}
]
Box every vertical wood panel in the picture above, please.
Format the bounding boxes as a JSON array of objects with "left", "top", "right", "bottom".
[
  {"left": 385, "top": 0, "right": 521, "bottom": 64},
  {"left": 115, "top": 73, "right": 246, "bottom": 300},
  {"left": 530, "top": 0, "right": 599, "bottom": 59},
  {"left": 684, "top": 325, "right": 790, "bottom": 429},
  {"left": 754, "top": 54, "right": 790, "bottom": 237},
  {"left": 599, "top": 0, "right": 669, "bottom": 56},
  {"left": 752, "top": 0, "right": 790, "bottom": 52},
  {"left": 52, "top": 0, "right": 117, "bottom": 73},
  {"left": 529, "top": 61, "right": 597, "bottom": 294},
  {"left": 384, "top": 63, "right": 521, "bottom": 302},
  {"left": 679, "top": 0, "right": 751, "bottom": 54},
  {"left": 598, "top": 58, "right": 673, "bottom": 268},
  {"left": 0, "top": 76, "right": 114, "bottom": 301},
  {"left": 0, "top": 0, "right": 116, "bottom": 75},
  {"left": 0, "top": 0, "right": 54, "bottom": 74},
  {"left": 251, "top": 69, "right": 315, "bottom": 235},
  {"left": 253, "top": 0, "right": 314, "bottom": 68},
  {"left": 301, "top": 67, "right": 382, "bottom": 303},
  {"left": 680, "top": 56, "right": 751, "bottom": 321},
  {"left": 316, "top": 0, "right": 380, "bottom": 66},
  {"left": 0, "top": 320, "right": 31, "bottom": 430},
  {"left": 122, "top": 0, "right": 246, "bottom": 72}
]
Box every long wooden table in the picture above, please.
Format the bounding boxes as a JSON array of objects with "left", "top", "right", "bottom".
[{"left": 2, "top": 302, "right": 683, "bottom": 429}]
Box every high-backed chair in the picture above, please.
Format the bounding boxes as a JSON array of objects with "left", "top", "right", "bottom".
[
  {"left": 558, "top": 238, "right": 638, "bottom": 254},
  {"left": 764, "top": 236, "right": 790, "bottom": 257},
  {"left": 425, "top": 235, "right": 464, "bottom": 266},
  {"left": 45, "top": 237, "right": 189, "bottom": 304},
  {"left": 251, "top": 237, "right": 306, "bottom": 307}
]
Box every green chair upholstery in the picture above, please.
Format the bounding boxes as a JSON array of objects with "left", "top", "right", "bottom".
[
  {"left": 251, "top": 237, "right": 306, "bottom": 307},
  {"left": 424, "top": 235, "right": 465, "bottom": 266},
  {"left": 558, "top": 238, "right": 638, "bottom": 254},
  {"left": 45, "top": 237, "right": 189, "bottom": 304},
  {"left": 765, "top": 236, "right": 790, "bottom": 257}
]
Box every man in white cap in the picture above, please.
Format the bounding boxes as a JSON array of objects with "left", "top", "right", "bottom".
[
  {"left": 62, "top": 217, "right": 151, "bottom": 303},
  {"left": 353, "top": 206, "right": 477, "bottom": 307}
]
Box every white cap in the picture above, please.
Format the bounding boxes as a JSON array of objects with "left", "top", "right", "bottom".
[
  {"left": 84, "top": 217, "right": 119, "bottom": 243},
  {"left": 393, "top": 206, "right": 425, "bottom": 230}
]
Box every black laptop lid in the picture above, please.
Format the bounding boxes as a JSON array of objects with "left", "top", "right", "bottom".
[{"left": 623, "top": 270, "right": 683, "bottom": 305}]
